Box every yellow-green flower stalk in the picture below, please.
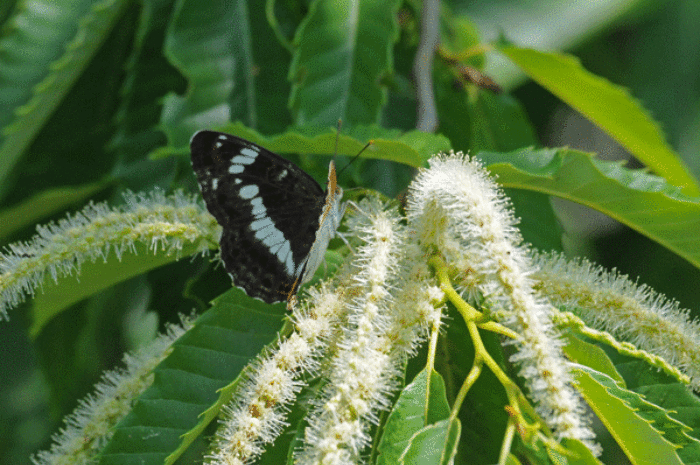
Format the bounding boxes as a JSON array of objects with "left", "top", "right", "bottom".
[
  {"left": 533, "top": 251, "right": 700, "bottom": 391},
  {"left": 406, "top": 153, "right": 597, "bottom": 450},
  {"left": 31, "top": 318, "right": 193, "bottom": 465},
  {"left": 0, "top": 190, "right": 219, "bottom": 318}
]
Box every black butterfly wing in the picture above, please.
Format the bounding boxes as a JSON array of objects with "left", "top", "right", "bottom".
[{"left": 190, "top": 130, "right": 325, "bottom": 303}]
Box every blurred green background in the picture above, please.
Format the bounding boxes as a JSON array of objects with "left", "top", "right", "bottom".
[{"left": 1, "top": 1, "right": 698, "bottom": 463}]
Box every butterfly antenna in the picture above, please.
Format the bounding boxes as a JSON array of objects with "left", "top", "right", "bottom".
[{"left": 337, "top": 140, "right": 373, "bottom": 180}]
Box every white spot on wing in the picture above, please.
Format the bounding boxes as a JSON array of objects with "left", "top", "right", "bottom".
[
  {"left": 231, "top": 155, "right": 256, "bottom": 165},
  {"left": 250, "top": 218, "right": 293, "bottom": 276},
  {"left": 211, "top": 178, "right": 218, "bottom": 190},
  {"left": 218, "top": 134, "right": 228, "bottom": 141},
  {"left": 215, "top": 141, "right": 222, "bottom": 149},
  {"left": 241, "top": 147, "right": 258, "bottom": 157},
  {"left": 250, "top": 197, "right": 266, "bottom": 218},
  {"left": 276, "top": 169, "right": 288, "bottom": 182},
  {"left": 228, "top": 165, "right": 244, "bottom": 174},
  {"left": 251, "top": 218, "right": 274, "bottom": 231},
  {"left": 278, "top": 242, "right": 294, "bottom": 276},
  {"left": 239, "top": 185, "right": 259, "bottom": 199}
]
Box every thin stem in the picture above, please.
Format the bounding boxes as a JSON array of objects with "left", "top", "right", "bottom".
[
  {"left": 438, "top": 43, "right": 494, "bottom": 63},
  {"left": 498, "top": 420, "right": 517, "bottom": 465},
  {"left": 426, "top": 314, "right": 440, "bottom": 373},
  {"left": 428, "top": 256, "right": 520, "bottom": 340},
  {"left": 429, "top": 254, "right": 543, "bottom": 443},
  {"left": 449, "top": 336, "right": 482, "bottom": 423}
]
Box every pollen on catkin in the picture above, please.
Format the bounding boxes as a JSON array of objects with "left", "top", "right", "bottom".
[
  {"left": 533, "top": 250, "right": 700, "bottom": 392},
  {"left": 0, "top": 190, "right": 220, "bottom": 319},
  {"left": 31, "top": 317, "right": 193, "bottom": 465},
  {"left": 406, "top": 153, "right": 598, "bottom": 452},
  {"left": 296, "top": 198, "right": 432, "bottom": 465},
  {"left": 205, "top": 284, "right": 346, "bottom": 465}
]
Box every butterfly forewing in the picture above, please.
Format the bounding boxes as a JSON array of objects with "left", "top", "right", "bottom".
[{"left": 190, "top": 130, "right": 327, "bottom": 303}]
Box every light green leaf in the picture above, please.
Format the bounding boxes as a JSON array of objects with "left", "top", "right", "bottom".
[
  {"left": 498, "top": 46, "right": 699, "bottom": 196},
  {"left": 561, "top": 438, "right": 604, "bottom": 465},
  {"left": 613, "top": 359, "right": 700, "bottom": 463},
  {"left": 562, "top": 333, "right": 625, "bottom": 386},
  {"left": 399, "top": 418, "right": 461, "bottom": 465},
  {"left": 376, "top": 368, "right": 450, "bottom": 465},
  {"left": 152, "top": 121, "right": 451, "bottom": 169},
  {"left": 572, "top": 364, "right": 683, "bottom": 465},
  {"left": 288, "top": 0, "right": 399, "bottom": 126},
  {"left": 506, "top": 454, "right": 523, "bottom": 465},
  {"left": 479, "top": 147, "right": 700, "bottom": 269}
]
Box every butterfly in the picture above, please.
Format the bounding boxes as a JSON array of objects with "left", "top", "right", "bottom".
[{"left": 190, "top": 130, "right": 345, "bottom": 304}]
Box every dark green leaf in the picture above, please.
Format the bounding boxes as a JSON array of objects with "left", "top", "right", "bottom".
[
  {"left": 161, "top": 0, "right": 255, "bottom": 146},
  {"left": 0, "top": 180, "right": 110, "bottom": 243},
  {"left": 98, "top": 288, "right": 287, "bottom": 465},
  {"left": 288, "top": 0, "right": 400, "bottom": 126},
  {"left": 30, "top": 240, "right": 216, "bottom": 338},
  {"left": 0, "top": 0, "right": 128, "bottom": 199}
]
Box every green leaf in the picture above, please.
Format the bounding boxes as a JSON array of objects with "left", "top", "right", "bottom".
[
  {"left": 561, "top": 438, "right": 605, "bottom": 465},
  {"left": 288, "top": 0, "right": 400, "bottom": 126},
  {"left": 468, "top": 92, "right": 538, "bottom": 153},
  {"left": 0, "top": 180, "right": 110, "bottom": 243},
  {"left": 399, "top": 418, "right": 461, "bottom": 465},
  {"left": 505, "top": 188, "right": 563, "bottom": 252},
  {"left": 561, "top": 333, "right": 625, "bottom": 386},
  {"left": 505, "top": 454, "right": 523, "bottom": 465},
  {"left": 30, "top": 241, "right": 215, "bottom": 338},
  {"left": 613, "top": 358, "right": 700, "bottom": 463},
  {"left": 478, "top": 147, "right": 700, "bottom": 269},
  {"left": 571, "top": 364, "right": 683, "bottom": 465},
  {"left": 498, "top": 46, "right": 699, "bottom": 197},
  {"left": 161, "top": 0, "right": 254, "bottom": 147},
  {"left": 376, "top": 368, "right": 450, "bottom": 465},
  {"left": 109, "top": 0, "right": 182, "bottom": 163},
  {"left": 152, "top": 121, "right": 451, "bottom": 169},
  {"left": 98, "top": 288, "right": 287, "bottom": 465},
  {"left": 0, "top": 0, "right": 128, "bottom": 199}
]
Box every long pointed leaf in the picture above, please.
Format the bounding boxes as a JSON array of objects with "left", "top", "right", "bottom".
[
  {"left": 288, "top": 0, "right": 399, "bottom": 126},
  {"left": 479, "top": 147, "right": 700, "bottom": 269},
  {"left": 572, "top": 364, "right": 683, "bottom": 465},
  {"left": 161, "top": 0, "right": 255, "bottom": 146},
  {"left": 98, "top": 289, "right": 287, "bottom": 465},
  {"left": 499, "top": 46, "right": 699, "bottom": 196},
  {"left": 0, "top": 0, "right": 127, "bottom": 198}
]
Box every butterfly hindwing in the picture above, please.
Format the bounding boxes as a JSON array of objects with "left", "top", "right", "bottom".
[{"left": 190, "top": 130, "right": 326, "bottom": 303}]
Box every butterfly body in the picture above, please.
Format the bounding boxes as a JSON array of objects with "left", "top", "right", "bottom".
[{"left": 190, "top": 130, "right": 344, "bottom": 303}]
